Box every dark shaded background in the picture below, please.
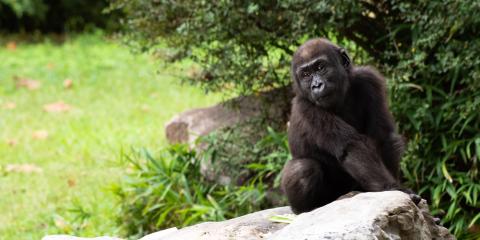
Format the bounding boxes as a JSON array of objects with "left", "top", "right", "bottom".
[{"left": 0, "top": 0, "right": 118, "bottom": 32}]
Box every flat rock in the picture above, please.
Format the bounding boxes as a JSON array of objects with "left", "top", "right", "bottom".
[
  {"left": 269, "top": 191, "right": 454, "bottom": 240},
  {"left": 153, "top": 207, "right": 291, "bottom": 240}
]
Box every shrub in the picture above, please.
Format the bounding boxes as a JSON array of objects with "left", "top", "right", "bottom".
[
  {"left": 199, "top": 121, "right": 290, "bottom": 186},
  {"left": 0, "top": 0, "right": 119, "bottom": 32},
  {"left": 114, "top": 126, "right": 290, "bottom": 237},
  {"left": 113, "top": 0, "right": 480, "bottom": 237}
]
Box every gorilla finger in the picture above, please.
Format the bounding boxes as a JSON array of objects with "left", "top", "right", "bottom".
[{"left": 409, "top": 193, "right": 422, "bottom": 205}]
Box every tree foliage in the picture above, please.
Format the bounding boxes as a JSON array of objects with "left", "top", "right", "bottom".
[
  {"left": 113, "top": 0, "right": 480, "bottom": 237},
  {"left": 0, "top": 0, "right": 118, "bottom": 32}
]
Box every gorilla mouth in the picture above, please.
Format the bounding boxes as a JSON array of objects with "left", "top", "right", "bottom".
[
  {"left": 313, "top": 96, "right": 332, "bottom": 107},
  {"left": 320, "top": 91, "right": 333, "bottom": 98},
  {"left": 311, "top": 84, "right": 325, "bottom": 93},
  {"left": 313, "top": 90, "right": 332, "bottom": 100}
]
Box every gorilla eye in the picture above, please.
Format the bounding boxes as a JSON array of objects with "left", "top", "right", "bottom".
[
  {"left": 318, "top": 63, "right": 326, "bottom": 72},
  {"left": 302, "top": 71, "right": 310, "bottom": 77}
]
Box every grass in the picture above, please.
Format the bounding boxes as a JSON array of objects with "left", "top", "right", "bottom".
[{"left": 0, "top": 32, "right": 220, "bottom": 239}]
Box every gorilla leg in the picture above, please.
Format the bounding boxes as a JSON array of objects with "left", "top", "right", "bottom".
[{"left": 281, "top": 158, "right": 339, "bottom": 213}]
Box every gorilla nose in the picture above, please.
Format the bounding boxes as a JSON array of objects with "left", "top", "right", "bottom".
[
  {"left": 312, "top": 81, "right": 323, "bottom": 89},
  {"left": 311, "top": 77, "right": 325, "bottom": 93}
]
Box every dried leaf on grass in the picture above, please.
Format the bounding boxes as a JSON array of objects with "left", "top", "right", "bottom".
[
  {"left": 140, "top": 104, "right": 150, "bottom": 112},
  {"left": 6, "top": 139, "right": 18, "bottom": 146},
  {"left": 2, "top": 102, "right": 16, "bottom": 110},
  {"left": 43, "top": 101, "right": 72, "bottom": 113},
  {"left": 67, "top": 178, "right": 76, "bottom": 187},
  {"left": 6, "top": 41, "right": 16, "bottom": 50},
  {"left": 14, "top": 76, "right": 41, "bottom": 90},
  {"left": 63, "top": 79, "right": 73, "bottom": 89},
  {"left": 32, "top": 130, "right": 49, "bottom": 140},
  {"left": 5, "top": 163, "right": 43, "bottom": 173}
]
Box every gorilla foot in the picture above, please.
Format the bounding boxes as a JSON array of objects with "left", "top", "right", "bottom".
[
  {"left": 390, "top": 187, "right": 422, "bottom": 205},
  {"left": 409, "top": 193, "right": 422, "bottom": 205},
  {"left": 337, "top": 191, "right": 362, "bottom": 200}
]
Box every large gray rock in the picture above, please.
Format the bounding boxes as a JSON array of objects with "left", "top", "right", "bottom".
[
  {"left": 153, "top": 207, "right": 291, "bottom": 240},
  {"left": 145, "top": 191, "right": 454, "bottom": 240},
  {"left": 269, "top": 191, "right": 454, "bottom": 240},
  {"left": 42, "top": 191, "right": 454, "bottom": 240},
  {"left": 164, "top": 87, "right": 292, "bottom": 144}
]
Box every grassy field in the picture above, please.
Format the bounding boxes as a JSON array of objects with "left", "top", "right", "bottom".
[{"left": 0, "top": 33, "right": 220, "bottom": 239}]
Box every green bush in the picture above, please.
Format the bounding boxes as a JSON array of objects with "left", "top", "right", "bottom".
[
  {"left": 0, "top": 0, "right": 47, "bottom": 18},
  {"left": 199, "top": 121, "right": 290, "bottom": 186},
  {"left": 114, "top": 127, "right": 290, "bottom": 237},
  {"left": 113, "top": 0, "right": 480, "bottom": 237},
  {"left": 0, "top": 0, "right": 119, "bottom": 32}
]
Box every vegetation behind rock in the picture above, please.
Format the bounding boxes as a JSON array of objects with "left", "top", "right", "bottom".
[{"left": 0, "top": 0, "right": 119, "bottom": 32}]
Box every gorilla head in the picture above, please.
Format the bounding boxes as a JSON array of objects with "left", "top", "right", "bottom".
[{"left": 291, "top": 38, "right": 352, "bottom": 109}]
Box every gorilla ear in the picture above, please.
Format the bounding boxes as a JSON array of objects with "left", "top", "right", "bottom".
[{"left": 339, "top": 48, "right": 351, "bottom": 69}]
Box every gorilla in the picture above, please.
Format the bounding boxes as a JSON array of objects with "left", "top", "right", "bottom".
[{"left": 281, "top": 38, "right": 418, "bottom": 214}]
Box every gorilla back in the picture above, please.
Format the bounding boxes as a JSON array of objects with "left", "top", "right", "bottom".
[{"left": 281, "top": 38, "right": 409, "bottom": 214}]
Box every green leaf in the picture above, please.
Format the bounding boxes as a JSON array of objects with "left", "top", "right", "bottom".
[
  {"left": 269, "top": 214, "right": 297, "bottom": 224},
  {"left": 441, "top": 161, "right": 453, "bottom": 183}
]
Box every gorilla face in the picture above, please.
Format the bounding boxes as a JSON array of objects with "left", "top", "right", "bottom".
[
  {"left": 292, "top": 38, "right": 351, "bottom": 109},
  {"left": 296, "top": 55, "right": 336, "bottom": 105}
]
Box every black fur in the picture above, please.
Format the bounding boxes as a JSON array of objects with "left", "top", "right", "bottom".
[{"left": 282, "top": 38, "right": 410, "bottom": 214}]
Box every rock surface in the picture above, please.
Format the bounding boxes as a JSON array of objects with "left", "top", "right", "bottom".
[
  {"left": 154, "top": 207, "right": 291, "bottom": 240},
  {"left": 269, "top": 191, "right": 454, "bottom": 240},
  {"left": 164, "top": 87, "right": 292, "bottom": 145},
  {"left": 42, "top": 191, "right": 455, "bottom": 240}
]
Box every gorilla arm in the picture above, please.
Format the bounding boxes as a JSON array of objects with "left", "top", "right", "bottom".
[
  {"left": 315, "top": 111, "right": 400, "bottom": 191},
  {"left": 352, "top": 67, "right": 405, "bottom": 179}
]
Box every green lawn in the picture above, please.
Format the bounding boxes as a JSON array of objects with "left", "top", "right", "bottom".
[{"left": 0, "top": 33, "right": 220, "bottom": 239}]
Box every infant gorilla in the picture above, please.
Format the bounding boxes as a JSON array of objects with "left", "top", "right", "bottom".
[{"left": 281, "top": 38, "right": 418, "bottom": 213}]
